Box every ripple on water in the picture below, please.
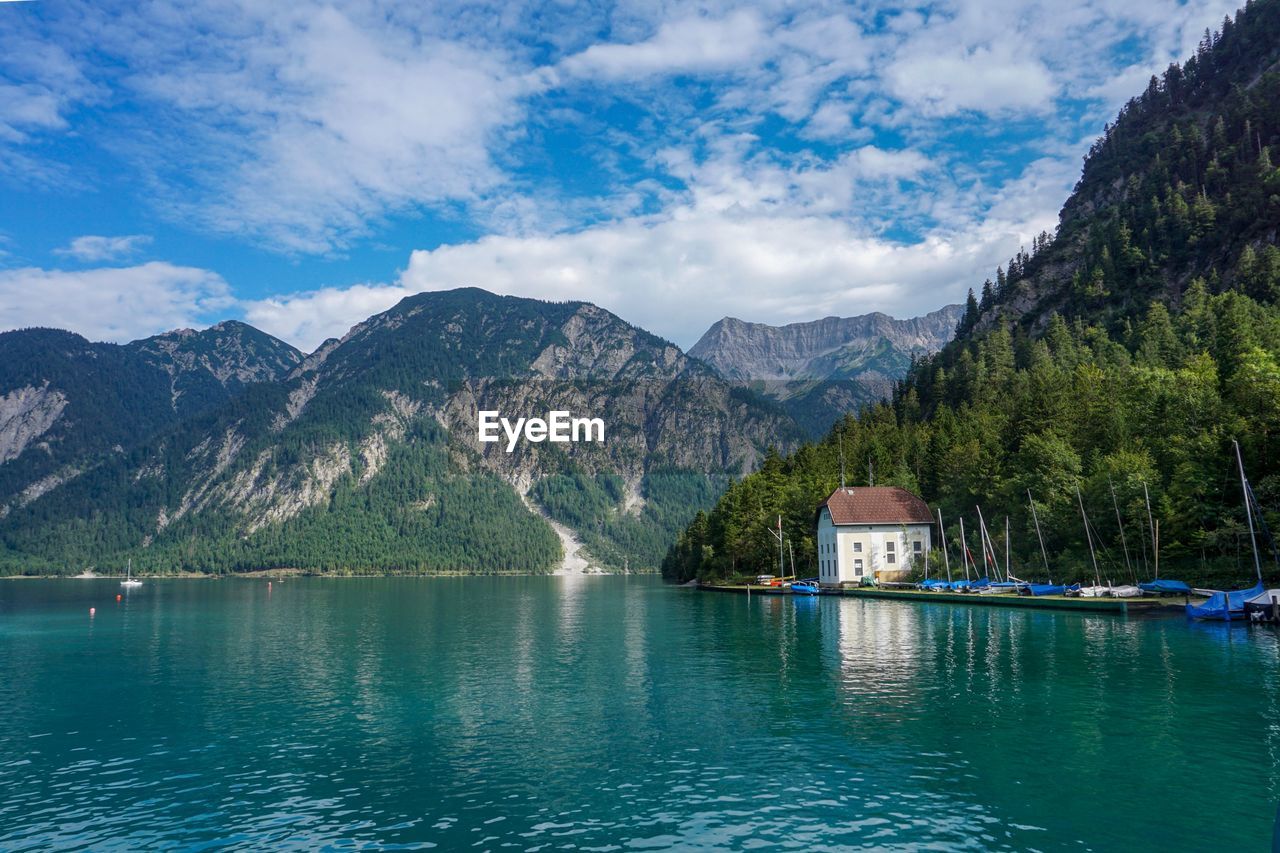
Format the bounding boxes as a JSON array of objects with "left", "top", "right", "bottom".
[{"left": 0, "top": 578, "right": 1276, "bottom": 850}]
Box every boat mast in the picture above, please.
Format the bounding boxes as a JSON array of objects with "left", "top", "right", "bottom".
[
  {"left": 1154, "top": 520, "right": 1160, "bottom": 580},
  {"left": 1109, "top": 476, "right": 1134, "bottom": 582},
  {"left": 975, "top": 505, "right": 998, "bottom": 580},
  {"left": 1144, "top": 481, "right": 1158, "bottom": 579},
  {"left": 937, "top": 507, "right": 952, "bottom": 583},
  {"left": 959, "top": 516, "right": 972, "bottom": 581},
  {"left": 923, "top": 533, "right": 929, "bottom": 580},
  {"left": 768, "top": 515, "right": 785, "bottom": 579},
  {"left": 1234, "top": 440, "right": 1263, "bottom": 583},
  {"left": 1004, "top": 516, "right": 1011, "bottom": 581},
  {"left": 1076, "top": 486, "right": 1101, "bottom": 588},
  {"left": 1028, "top": 490, "right": 1051, "bottom": 580}
]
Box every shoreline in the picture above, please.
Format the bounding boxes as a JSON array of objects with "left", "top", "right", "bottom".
[
  {"left": 695, "top": 582, "right": 1191, "bottom": 614},
  {"left": 1, "top": 568, "right": 654, "bottom": 580}
]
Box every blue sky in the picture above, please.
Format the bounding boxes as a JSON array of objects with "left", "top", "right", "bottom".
[{"left": 0, "top": 0, "right": 1239, "bottom": 351}]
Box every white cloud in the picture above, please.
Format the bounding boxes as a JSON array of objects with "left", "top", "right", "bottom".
[
  {"left": 243, "top": 143, "right": 1075, "bottom": 353},
  {"left": 0, "top": 262, "right": 232, "bottom": 343},
  {"left": 243, "top": 283, "right": 414, "bottom": 352},
  {"left": 89, "top": 3, "right": 543, "bottom": 254},
  {"left": 0, "top": 40, "right": 99, "bottom": 144},
  {"left": 560, "top": 10, "right": 767, "bottom": 80},
  {"left": 54, "top": 234, "right": 152, "bottom": 262},
  {"left": 885, "top": 45, "right": 1058, "bottom": 117},
  {"left": 0, "top": 0, "right": 1244, "bottom": 313}
]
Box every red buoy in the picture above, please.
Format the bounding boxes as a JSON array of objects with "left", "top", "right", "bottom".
[{"left": 116, "top": 594, "right": 122, "bottom": 602}]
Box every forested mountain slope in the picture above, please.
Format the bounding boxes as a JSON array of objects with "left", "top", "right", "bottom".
[
  {"left": 0, "top": 323, "right": 301, "bottom": 519},
  {"left": 663, "top": 0, "right": 1280, "bottom": 588},
  {"left": 0, "top": 289, "right": 801, "bottom": 575}
]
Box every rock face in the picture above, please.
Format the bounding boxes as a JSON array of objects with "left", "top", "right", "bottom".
[
  {"left": 0, "top": 325, "right": 301, "bottom": 518},
  {"left": 689, "top": 305, "right": 962, "bottom": 434},
  {"left": 691, "top": 306, "right": 963, "bottom": 383},
  {"left": 0, "top": 384, "right": 68, "bottom": 464},
  {"left": 0, "top": 289, "right": 802, "bottom": 575},
  {"left": 129, "top": 321, "right": 303, "bottom": 413}
]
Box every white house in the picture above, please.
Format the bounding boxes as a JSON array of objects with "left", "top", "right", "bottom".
[{"left": 815, "top": 486, "right": 933, "bottom": 586}]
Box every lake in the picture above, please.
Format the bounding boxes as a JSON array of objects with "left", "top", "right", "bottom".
[{"left": 0, "top": 576, "right": 1276, "bottom": 850}]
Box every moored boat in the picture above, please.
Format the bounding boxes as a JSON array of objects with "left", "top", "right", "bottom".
[
  {"left": 1187, "top": 441, "right": 1267, "bottom": 622},
  {"left": 1186, "top": 583, "right": 1265, "bottom": 621},
  {"left": 1140, "top": 578, "right": 1193, "bottom": 595},
  {"left": 1244, "top": 588, "right": 1280, "bottom": 622},
  {"left": 1138, "top": 482, "right": 1193, "bottom": 596},
  {"left": 121, "top": 558, "right": 142, "bottom": 589}
]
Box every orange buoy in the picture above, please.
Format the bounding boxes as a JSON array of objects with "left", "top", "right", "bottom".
[{"left": 116, "top": 594, "right": 122, "bottom": 602}]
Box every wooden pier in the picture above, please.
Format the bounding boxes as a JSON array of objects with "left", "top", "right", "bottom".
[{"left": 697, "top": 583, "right": 1188, "bottom": 614}]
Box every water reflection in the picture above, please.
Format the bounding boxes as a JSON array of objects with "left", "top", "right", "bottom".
[{"left": 1, "top": 579, "right": 1278, "bottom": 850}]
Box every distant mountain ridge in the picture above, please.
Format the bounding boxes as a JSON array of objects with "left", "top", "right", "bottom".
[
  {"left": 0, "top": 289, "right": 803, "bottom": 575},
  {"left": 0, "top": 322, "right": 302, "bottom": 514},
  {"left": 689, "top": 305, "right": 962, "bottom": 434}
]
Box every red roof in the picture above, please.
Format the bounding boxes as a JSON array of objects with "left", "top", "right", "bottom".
[{"left": 817, "top": 487, "right": 933, "bottom": 525}]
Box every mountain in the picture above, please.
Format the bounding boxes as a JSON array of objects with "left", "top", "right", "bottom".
[
  {"left": 663, "top": 0, "right": 1280, "bottom": 588},
  {"left": 689, "top": 306, "right": 962, "bottom": 435},
  {"left": 0, "top": 289, "right": 802, "bottom": 575},
  {"left": 129, "top": 321, "right": 305, "bottom": 411},
  {"left": 0, "top": 323, "right": 302, "bottom": 517}
]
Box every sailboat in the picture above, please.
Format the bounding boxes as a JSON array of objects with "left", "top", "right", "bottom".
[
  {"left": 919, "top": 507, "right": 953, "bottom": 590},
  {"left": 1186, "top": 442, "right": 1265, "bottom": 621},
  {"left": 962, "top": 514, "right": 990, "bottom": 591},
  {"left": 1107, "top": 477, "right": 1143, "bottom": 598},
  {"left": 1137, "top": 481, "right": 1193, "bottom": 595},
  {"left": 1244, "top": 587, "right": 1280, "bottom": 622},
  {"left": 121, "top": 558, "right": 142, "bottom": 588},
  {"left": 1075, "top": 487, "right": 1109, "bottom": 597},
  {"left": 1022, "top": 490, "right": 1068, "bottom": 595},
  {"left": 975, "top": 508, "right": 1017, "bottom": 594}
]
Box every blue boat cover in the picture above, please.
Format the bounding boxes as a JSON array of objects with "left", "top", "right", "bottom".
[
  {"left": 968, "top": 577, "right": 991, "bottom": 590},
  {"left": 919, "top": 579, "right": 951, "bottom": 590},
  {"left": 1026, "top": 583, "right": 1066, "bottom": 596},
  {"left": 790, "top": 582, "right": 820, "bottom": 595},
  {"left": 1140, "top": 579, "right": 1193, "bottom": 595},
  {"left": 1185, "top": 582, "right": 1266, "bottom": 620}
]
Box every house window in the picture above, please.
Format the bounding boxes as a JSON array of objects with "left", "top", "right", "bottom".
[
  {"left": 885, "top": 541, "right": 895, "bottom": 553},
  {"left": 853, "top": 542, "right": 862, "bottom": 553},
  {"left": 887, "top": 553, "right": 896, "bottom": 564},
  {"left": 854, "top": 558, "right": 864, "bottom": 575},
  {"left": 913, "top": 540, "right": 922, "bottom": 553}
]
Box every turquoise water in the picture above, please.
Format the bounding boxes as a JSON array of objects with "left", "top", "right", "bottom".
[{"left": 1, "top": 577, "right": 1277, "bottom": 850}]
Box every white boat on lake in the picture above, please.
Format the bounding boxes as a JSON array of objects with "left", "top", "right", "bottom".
[{"left": 121, "top": 559, "right": 142, "bottom": 588}]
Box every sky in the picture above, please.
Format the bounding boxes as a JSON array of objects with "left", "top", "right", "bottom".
[{"left": 0, "top": 0, "right": 1240, "bottom": 352}]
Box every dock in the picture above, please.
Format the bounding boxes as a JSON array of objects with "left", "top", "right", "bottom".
[{"left": 697, "top": 584, "right": 1188, "bottom": 614}]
